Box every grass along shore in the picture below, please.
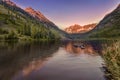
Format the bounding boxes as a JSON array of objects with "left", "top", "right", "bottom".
[{"left": 103, "top": 40, "right": 120, "bottom": 80}]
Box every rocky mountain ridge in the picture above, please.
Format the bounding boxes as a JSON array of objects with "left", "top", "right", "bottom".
[
  {"left": 65, "top": 23, "right": 96, "bottom": 34},
  {"left": 25, "top": 7, "right": 53, "bottom": 24},
  {"left": 68, "top": 4, "right": 120, "bottom": 39},
  {"left": 2, "top": 0, "right": 16, "bottom": 6},
  {"left": 0, "top": 0, "right": 69, "bottom": 39}
]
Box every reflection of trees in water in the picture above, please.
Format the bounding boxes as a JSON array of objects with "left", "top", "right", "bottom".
[
  {"left": 88, "top": 40, "right": 115, "bottom": 55},
  {"left": 86, "top": 40, "right": 103, "bottom": 54},
  {"left": 63, "top": 40, "right": 113, "bottom": 55},
  {"left": 0, "top": 40, "right": 115, "bottom": 80},
  {"left": 64, "top": 41, "right": 98, "bottom": 55},
  {"left": 0, "top": 41, "right": 60, "bottom": 80}
]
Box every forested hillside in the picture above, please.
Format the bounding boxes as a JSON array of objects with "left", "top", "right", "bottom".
[
  {"left": 0, "top": 0, "right": 61, "bottom": 41},
  {"left": 89, "top": 4, "right": 120, "bottom": 38}
]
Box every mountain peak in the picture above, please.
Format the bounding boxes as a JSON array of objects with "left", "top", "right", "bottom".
[
  {"left": 25, "top": 7, "right": 36, "bottom": 13},
  {"left": 25, "top": 7, "right": 50, "bottom": 22},
  {"left": 2, "top": 0, "right": 16, "bottom": 6},
  {"left": 73, "top": 24, "right": 81, "bottom": 27},
  {"left": 25, "top": 7, "right": 34, "bottom": 11},
  {"left": 25, "top": 7, "right": 38, "bottom": 17},
  {"left": 65, "top": 23, "right": 96, "bottom": 34}
]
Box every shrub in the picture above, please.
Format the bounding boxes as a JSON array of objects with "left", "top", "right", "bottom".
[
  {"left": 4, "top": 31, "right": 18, "bottom": 40},
  {"left": 0, "top": 28, "right": 9, "bottom": 34},
  {"left": 103, "top": 41, "right": 120, "bottom": 80}
]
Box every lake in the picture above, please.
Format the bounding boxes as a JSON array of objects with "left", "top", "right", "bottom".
[{"left": 0, "top": 40, "right": 107, "bottom": 80}]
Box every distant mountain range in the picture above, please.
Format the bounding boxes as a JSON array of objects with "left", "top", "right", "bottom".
[
  {"left": 0, "top": 0, "right": 120, "bottom": 40},
  {"left": 90, "top": 4, "right": 120, "bottom": 38},
  {"left": 65, "top": 24, "right": 96, "bottom": 34},
  {"left": 68, "top": 4, "right": 120, "bottom": 39}
]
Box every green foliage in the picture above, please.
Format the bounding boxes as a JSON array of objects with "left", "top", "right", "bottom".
[
  {"left": 0, "top": 28, "right": 9, "bottom": 34},
  {"left": 90, "top": 25, "right": 120, "bottom": 38},
  {"left": 50, "top": 29, "right": 61, "bottom": 39},
  {"left": 18, "top": 23, "right": 31, "bottom": 36},
  {"left": 4, "top": 30, "right": 18, "bottom": 40},
  {"left": 0, "top": 3, "right": 60, "bottom": 41},
  {"left": 90, "top": 8, "right": 120, "bottom": 39}
]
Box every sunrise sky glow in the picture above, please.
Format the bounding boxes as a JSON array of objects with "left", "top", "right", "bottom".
[{"left": 13, "top": 0, "right": 120, "bottom": 29}]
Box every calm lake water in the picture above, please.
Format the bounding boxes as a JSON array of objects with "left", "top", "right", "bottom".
[{"left": 0, "top": 40, "right": 107, "bottom": 80}]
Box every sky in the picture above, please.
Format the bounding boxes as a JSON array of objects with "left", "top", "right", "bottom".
[{"left": 13, "top": 0, "right": 120, "bottom": 29}]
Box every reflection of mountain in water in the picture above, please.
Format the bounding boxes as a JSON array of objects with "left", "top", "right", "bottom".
[
  {"left": 0, "top": 41, "right": 59, "bottom": 80},
  {"left": 64, "top": 41, "right": 104, "bottom": 55},
  {"left": 0, "top": 40, "right": 112, "bottom": 80}
]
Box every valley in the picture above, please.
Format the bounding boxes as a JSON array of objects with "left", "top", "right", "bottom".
[
  {"left": 0, "top": 0, "right": 120, "bottom": 80},
  {"left": 0, "top": 0, "right": 120, "bottom": 40}
]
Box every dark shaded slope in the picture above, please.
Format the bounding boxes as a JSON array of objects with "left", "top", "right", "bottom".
[
  {"left": 69, "top": 4, "right": 120, "bottom": 39},
  {"left": 90, "top": 4, "right": 120, "bottom": 38}
]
